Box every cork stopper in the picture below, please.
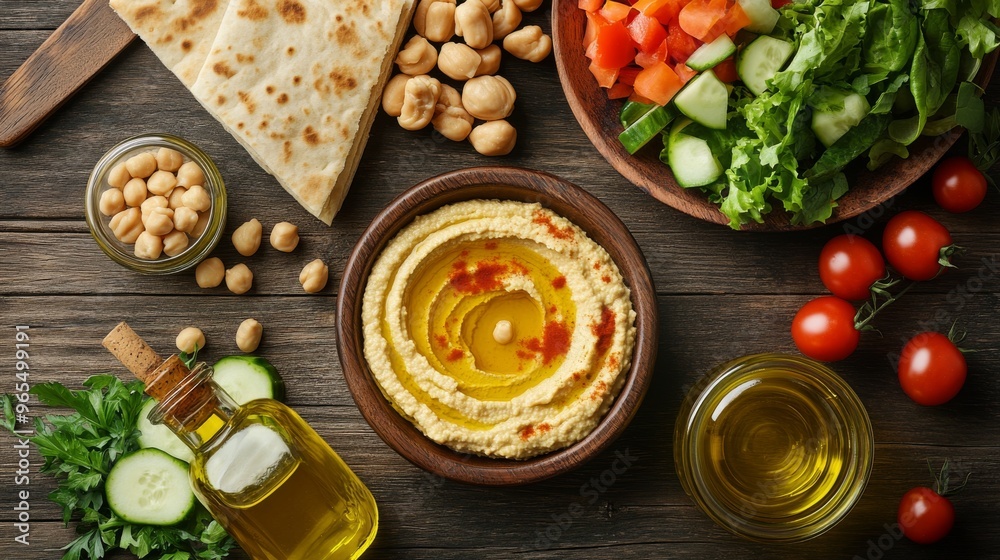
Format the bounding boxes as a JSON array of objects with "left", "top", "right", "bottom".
[{"left": 103, "top": 322, "right": 163, "bottom": 383}]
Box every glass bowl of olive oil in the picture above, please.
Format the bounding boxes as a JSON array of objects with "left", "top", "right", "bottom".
[{"left": 674, "top": 353, "right": 873, "bottom": 543}]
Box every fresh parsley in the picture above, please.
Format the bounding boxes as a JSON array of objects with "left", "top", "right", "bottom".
[{"left": 0, "top": 375, "right": 235, "bottom": 560}]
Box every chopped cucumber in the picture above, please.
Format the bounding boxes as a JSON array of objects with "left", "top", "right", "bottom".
[
  {"left": 811, "top": 90, "right": 871, "bottom": 147},
  {"left": 619, "top": 100, "right": 657, "bottom": 129},
  {"left": 685, "top": 35, "right": 737, "bottom": 72},
  {"left": 673, "top": 71, "right": 729, "bottom": 130},
  {"left": 106, "top": 449, "right": 195, "bottom": 526},
  {"left": 667, "top": 119, "right": 724, "bottom": 187},
  {"left": 619, "top": 105, "right": 678, "bottom": 154},
  {"left": 737, "top": 0, "right": 781, "bottom": 34},
  {"left": 212, "top": 355, "right": 285, "bottom": 405},
  {"left": 137, "top": 399, "right": 194, "bottom": 463},
  {"left": 738, "top": 36, "right": 794, "bottom": 96}
]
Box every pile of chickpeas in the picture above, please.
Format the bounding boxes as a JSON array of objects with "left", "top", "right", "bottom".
[
  {"left": 99, "top": 148, "right": 212, "bottom": 260},
  {"left": 192, "top": 218, "right": 330, "bottom": 296},
  {"left": 382, "top": 0, "right": 551, "bottom": 156}
]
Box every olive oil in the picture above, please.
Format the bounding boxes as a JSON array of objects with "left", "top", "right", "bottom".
[{"left": 675, "top": 354, "right": 872, "bottom": 542}]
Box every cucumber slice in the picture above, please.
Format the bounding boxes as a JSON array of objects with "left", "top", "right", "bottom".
[
  {"left": 619, "top": 105, "right": 678, "bottom": 154},
  {"left": 619, "top": 100, "right": 657, "bottom": 128},
  {"left": 137, "top": 399, "right": 194, "bottom": 463},
  {"left": 667, "top": 119, "right": 724, "bottom": 187},
  {"left": 685, "top": 35, "right": 737, "bottom": 72},
  {"left": 106, "top": 449, "right": 195, "bottom": 526},
  {"left": 737, "top": 0, "right": 780, "bottom": 34},
  {"left": 212, "top": 355, "right": 285, "bottom": 405},
  {"left": 811, "top": 90, "right": 871, "bottom": 147},
  {"left": 673, "top": 71, "right": 729, "bottom": 130},
  {"left": 738, "top": 36, "right": 794, "bottom": 96}
]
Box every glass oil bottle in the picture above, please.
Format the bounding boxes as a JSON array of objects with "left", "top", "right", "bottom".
[{"left": 103, "top": 322, "right": 378, "bottom": 559}]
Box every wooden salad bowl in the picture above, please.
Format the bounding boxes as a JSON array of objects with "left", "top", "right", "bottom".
[
  {"left": 336, "top": 167, "right": 657, "bottom": 485},
  {"left": 551, "top": 0, "right": 998, "bottom": 231}
]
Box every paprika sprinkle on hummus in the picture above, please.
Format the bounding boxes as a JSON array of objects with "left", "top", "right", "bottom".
[{"left": 361, "top": 200, "right": 636, "bottom": 459}]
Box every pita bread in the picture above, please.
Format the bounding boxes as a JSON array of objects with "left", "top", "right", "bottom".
[{"left": 110, "top": 0, "right": 415, "bottom": 224}]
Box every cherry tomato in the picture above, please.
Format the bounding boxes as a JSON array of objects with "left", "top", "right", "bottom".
[
  {"left": 898, "top": 486, "right": 955, "bottom": 544},
  {"left": 882, "top": 211, "right": 953, "bottom": 281},
  {"left": 898, "top": 332, "right": 967, "bottom": 405},
  {"left": 818, "top": 235, "right": 886, "bottom": 301},
  {"left": 932, "top": 156, "right": 987, "bottom": 213},
  {"left": 791, "top": 296, "right": 859, "bottom": 362}
]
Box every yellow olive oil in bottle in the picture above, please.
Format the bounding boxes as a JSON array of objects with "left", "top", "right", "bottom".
[{"left": 104, "top": 323, "right": 378, "bottom": 560}]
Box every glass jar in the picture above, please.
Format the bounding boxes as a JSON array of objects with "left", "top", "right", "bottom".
[
  {"left": 85, "top": 133, "right": 227, "bottom": 274},
  {"left": 674, "top": 353, "right": 873, "bottom": 543}
]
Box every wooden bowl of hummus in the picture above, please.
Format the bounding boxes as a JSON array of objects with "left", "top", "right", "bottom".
[{"left": 337, "top": 167, "right": 657, "bottom": 485}]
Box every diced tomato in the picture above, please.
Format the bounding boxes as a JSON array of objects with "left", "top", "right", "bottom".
[
  {"left": 678, "top": 0, "right": 727, "bottom": 41},
  {"left": 635, "top": 38, "right": 669, "bottom": 67},
  {"left": 629, "top": 91, "right": 656, "bottom": 104},
  {"left": 584, "top": 11, "right": 612, "bottom": 47},
  {"left": 593, "top": 21, "right": 637, "bottom": 69},
  {"left": 772, "top": 0, "right": 792, "bottom": 7},
  {"left": 666, "top": 24, "right": 699, "bottom": 63},
  {"left": 579, "top": 0, "right": 605, "bottom": 12},
  {"left": 703, "top": 2, "right": 752, "bottom": 42},
  {"left": 713, "top": 56, "right": 738, "bottom": 83},
  {"left": 632, "top": 0, "right": 682, "bottom": 24},
  {"left": 599, "top": 1, "right": 634, "bottom": 22},
  {"left": 589, "top": 60, "right": 620, "bottom": 87},
  {"left": 618, "top": 65, "right": 642, "bottom": 85},
  {"left": 608, "top": 82, "right": 634, "bottom": 99},
  {"left": 627, "top": 12, "right": 668, "bottom": 52},
  {"left": 585, "top": 39, "right": 599, "bottom": 59},
  {"left": 633, "top": 61, "right": 685, "bottom": 105},
  {"left": 674, "top": 63, "right": 697, "bottom": 82}
]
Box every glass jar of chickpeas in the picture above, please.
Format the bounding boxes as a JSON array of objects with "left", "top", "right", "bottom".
[{"left": 85, "top": 134, "right": 227, "bottom": 274}]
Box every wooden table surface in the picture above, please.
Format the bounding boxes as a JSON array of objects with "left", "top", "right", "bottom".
[{"left": 2, "top": 2, "right": 999, "bottom": 559}]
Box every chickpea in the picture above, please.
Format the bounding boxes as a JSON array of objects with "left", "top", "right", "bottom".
[
  {"left": 469, "top": 119, "right": 517, "bottom": 156},
  {"left": 475, "top": 45, "right": 502, "bottom": 76},
  {"left": 493, "top": 319, "right": 514, "bottom": 344},
  {"left": 414, "top": 0, "right": 456, "bottom": 42},
  {"left": 182, "top": 185, "right": 211, "bottom": 212},
  {"left": 125, "top": 152, "right": 157, "bottom": 178},
  {"left": 146, "top": 169, "right": 177, "bottom": 196},
  {"left": 269, "top": 221, "right": 300, "bottom": 252},
  {"left": 454, "top": 0, "right": 493, "bottom": 49},
  {"left": 99, "top": 188, "right": 126, "bottom": 216},
  {"left": 398, "top": 75, "right": 441, "bottom": 131},
  {"left": 155, "top": 147, "right": 184, "bottom": 172},
  {"left": 175, "top": 327, "right": 205, "bottom": 354},
  {"left": 479, "top": 0, "right": 500, "bottom": 11},
  {"left": 382, "top": 74, "right": 411, "bottom": 117},
  {"left": 503, "top": 25, "right": 551, "bottom": 62},
  {"left": 109, "top": 208, "right": 144, "bottom": 243},
  {"left": 432, "top": 84, "right": 474, "bottom": 141},
  {"left": 145, "top": 207, "right": 175, "bottom": 236},
  {"left": 140, "top": 195, "right": 169, "bottom": 224},
  {"left": 236, "top": 318, "right": 263, "bottom": 352},
  {"left": 122, "top": 178, "right": 148, "bottom": 207},
  {"left": 173, "top": 206, "right": 199, "bottom": 233},
  {"left": 133, "top": 231, "right": 164, "bottom": 259},
  {"left": 176, "top": 161, "right": 205, "bottom": 188},
  {"left": 491, "top": 0, "right": 522, "bottom": 40},
  {"left": 299, "top": 259, "right": 329, "bottom": 293},
  {"left": 438, "top": 42, "right": 482, "bottom": 81},
  {"left": 225, "top": 263, "right": 254, "bottom": 294},
  {"left": 461, "top": 75, "right": 516, "bottom": 120},
  {"left": 195, "top": 257, "right": 225, "bottom": 288},
  {"left": 396, "top": 36, "right": 438, "bottom": 76},
  {"left": 108, "top": 162, "right": 131, "bottom": 189},
  {"left": 191, "top": 211, "right": 211, "bottom": 237},
  {"left": 512, "top": 0, "right": 542, "bottom": 11},
  {"left": 168, "top": 186, "right": 187, "bottom": 209},
  {"left": 162, "top": 230, "right": 189, "bottom": 256},
  {"left": 232, "top": 218, "right": 263, "bottom": 256}
]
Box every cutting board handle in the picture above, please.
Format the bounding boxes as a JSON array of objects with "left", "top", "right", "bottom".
[{"left": 0, "top": 0, "right": 136, "bottom": 148}]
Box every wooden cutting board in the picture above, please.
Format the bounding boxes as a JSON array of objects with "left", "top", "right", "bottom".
[{"left": 0, "top": 0, "right": 135, "bottom": 148}]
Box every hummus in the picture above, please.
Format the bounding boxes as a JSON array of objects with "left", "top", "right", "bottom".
[{"left": 362, "top": 200, "right": 636, "bottom": 459}]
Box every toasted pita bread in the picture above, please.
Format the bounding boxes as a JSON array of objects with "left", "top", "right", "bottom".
[{"left": 111, "top": 0, "right": 415, "bottom": 224}]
